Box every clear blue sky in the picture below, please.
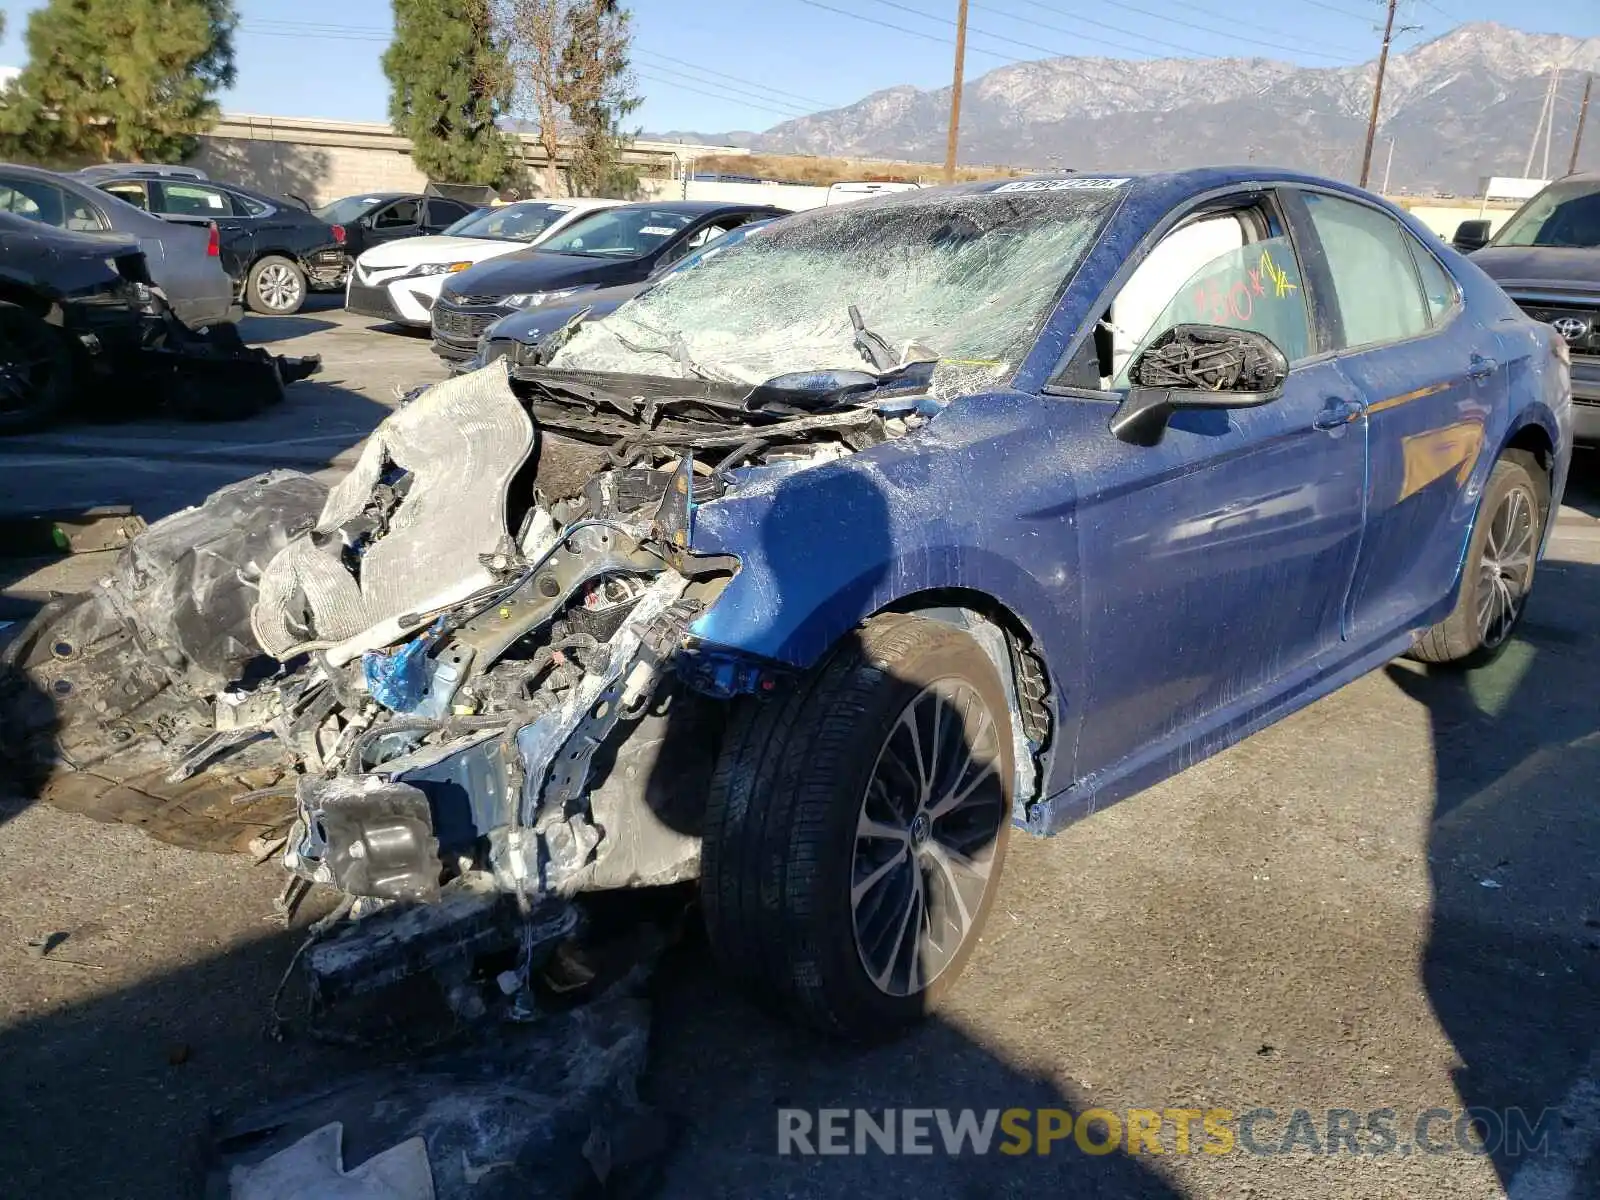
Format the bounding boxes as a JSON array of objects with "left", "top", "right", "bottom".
[{"left": 1, "top": 0, "right": 1598, "bottom": 134}]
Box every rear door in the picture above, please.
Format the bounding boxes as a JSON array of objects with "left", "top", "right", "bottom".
[{"left": 1287, "top": 188, "right": 1502, "bottom": 640}]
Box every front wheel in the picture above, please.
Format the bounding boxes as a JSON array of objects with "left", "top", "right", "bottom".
[
  {"left": 246, "top": 256, "right": 306, "bottom": 314},
  {"left": 1410, "top": 450, "right": 1548, "bottom": 666},
  {"left": 702, "top": 613, "right": 1014, "bottom": 1038}
]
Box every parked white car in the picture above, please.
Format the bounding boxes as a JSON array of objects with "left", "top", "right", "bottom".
[{"left": 345, "top": 198, "right": 624, "bottom": 326}]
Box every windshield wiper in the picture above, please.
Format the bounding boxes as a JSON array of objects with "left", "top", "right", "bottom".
[{"left": 849, "top": 305, "right": 898, "bottom": 372}]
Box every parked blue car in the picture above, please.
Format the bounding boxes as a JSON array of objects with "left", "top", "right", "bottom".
[
  {"left": 13, "top": 168, "right": 1571, "bottom": 1038},
  {"left": 461, "top": 217, "right": 779, "bottom": 374}
]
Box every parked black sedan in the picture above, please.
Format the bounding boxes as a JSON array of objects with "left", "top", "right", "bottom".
[
  {"left": 79, "top": 169, "right": 347, "bottom": 314},
  {"left": 430, "top": 201, "right": 787, "bottom": 365},
  {"left": 314, "top": 192, "right": 479, "bottom": 260}
]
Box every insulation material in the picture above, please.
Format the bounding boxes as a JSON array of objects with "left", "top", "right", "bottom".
[
  {"left": 253, "top": 364, "right": 534, "bottom": 658},
  {"left": 552, "top": 187, "right": 1116, "bottom": 397}
]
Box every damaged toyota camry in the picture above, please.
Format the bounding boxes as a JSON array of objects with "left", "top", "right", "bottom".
[{"left": 3, "top": 169, "right": 1572, "bottom": 1038}]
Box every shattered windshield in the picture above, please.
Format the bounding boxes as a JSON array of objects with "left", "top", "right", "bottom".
[{"left": 551, "top": 186, "right": 1119, "bottom": 394}]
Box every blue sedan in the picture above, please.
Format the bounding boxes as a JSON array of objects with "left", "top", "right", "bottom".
[{"left": 13, "top": 167, "right": 1573, "bottom": 1039}]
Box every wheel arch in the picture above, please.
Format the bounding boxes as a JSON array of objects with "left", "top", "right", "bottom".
[
  {"left": 0, "top": 280, "right": 55, "bottom": 321},
  {"left": 872, "top": 587, "right": 1061, "bottom": 824}
]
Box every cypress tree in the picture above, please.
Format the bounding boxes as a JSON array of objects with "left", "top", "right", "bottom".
[
  {"left": 0, "top": 0, "right": 236, "bottom": 163},
  {"left": 383, "top": 0, "right": 516, "bottom": 186}
]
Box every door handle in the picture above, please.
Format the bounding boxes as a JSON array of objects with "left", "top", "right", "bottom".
[
  {"left": 1467, "top": 354, "right": 1498, "bottom": 380},
  {"left": 1313, "top": 398, "right": 1364, "bottom": 430}
]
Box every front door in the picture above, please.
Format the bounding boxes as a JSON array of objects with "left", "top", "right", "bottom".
[{"left": 1073, "top": 194, "right": 1369, "bottom": 783}]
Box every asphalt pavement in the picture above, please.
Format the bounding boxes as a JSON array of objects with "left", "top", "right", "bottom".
[{"left": 0, "top": 303, "right": 1597, "bottom": 1199}]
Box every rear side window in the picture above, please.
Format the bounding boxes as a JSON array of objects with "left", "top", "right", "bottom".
[
  {"left": 232, "top": 192, "right": 270, "bottom": 217},
  {"left": 1407, "top": 237, "right": 1459, "bottom": 327},
  {"left": 157, "top": 182, "right": 232, "bottom": 218},
  {"left": 1302, "top": 192, "right": 1431, "bottom": 349},
  {"left": 0, "top": 178, "right": 103, "bottom": 231}
]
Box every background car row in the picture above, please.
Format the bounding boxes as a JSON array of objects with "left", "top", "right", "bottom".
[{"left": 0, "top": 160, "right": 491, "bottom": 317}]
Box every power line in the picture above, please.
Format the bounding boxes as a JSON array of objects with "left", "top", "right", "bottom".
[
  {"left": 1000, "top": 0, "right": 1367, "bottom": 61},
  {"left": 635, "top": 51, "right": 837, "bottom": 111},
  {"left": 634, "top": 69, "right": 816, "bottom": 122},
  {"left": 867, "top": 0, "right": 1164, "bottom": 60},
  {"left": 1294, "top": 0, "right": 1385, "bottom": 24},
  {"left": 633, "top": 62, "right": 814, "bottom": 118},
  {"left": 796, "top": 0, "right": 1025, "bottom": 63}
]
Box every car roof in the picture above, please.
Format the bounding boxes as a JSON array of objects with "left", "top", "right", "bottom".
[{"left": 604, "top": 199, "right": 787, "bottom": 217}]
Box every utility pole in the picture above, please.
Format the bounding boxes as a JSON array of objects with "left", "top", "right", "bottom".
[
  {"left": 943, "top": 0, "right": 969, "bottom": 185},
  {"left": 1381, "top": 137, "right": 1395, "bottom": 194},
  {"left": 1358, "top": 0, "right": 1400, "bottom": 188},
  {"left": 1526, "top": 71, "right": 1556, "bottom": 178},
  {"left": 1542, "top": 68, "right": 1563, "bottom": 179},
  {"left": 1570, "top": 74, "right": 1594, "bottom": 175}
]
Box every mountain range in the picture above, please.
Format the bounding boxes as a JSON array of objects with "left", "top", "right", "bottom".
[{"left": 649, "top": 23, "right": 1600, "bottom": 194}]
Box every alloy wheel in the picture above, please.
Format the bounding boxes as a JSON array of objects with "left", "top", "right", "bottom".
[
  {"left": 1476, "top": 483, "right": 1536, "bottom": 650},
  {"left": 256, "top": 264, "right": 303, "bottom": 311},
  {"left": 851, "top": 677, "right": 1009, "bottom": 998}
]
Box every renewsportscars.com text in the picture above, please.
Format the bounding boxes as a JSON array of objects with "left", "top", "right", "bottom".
[{"left": 777, "top": 1106, "right": 1558, "bottom": 1158}]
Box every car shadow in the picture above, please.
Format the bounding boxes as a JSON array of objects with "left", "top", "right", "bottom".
[
  {"left": 1383, "top": 502, "right": 1600, "bottom": 1189},
  {"left": 234, "top": 313, "right": 339, "bottom": 343}
]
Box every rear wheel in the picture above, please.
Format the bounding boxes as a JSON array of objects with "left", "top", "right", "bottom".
[
  {"left": 246, "top": 256, "right": 306, "bottom": 314},
  {"left": 0, "top": 302, "right": 73, "bottom": 434},
  {"left": 1409, "top": 451, "right": 1547, "bottom": 666},
  {"left": 702, "top": 613, "right": 1013, "bottom": 1038}
]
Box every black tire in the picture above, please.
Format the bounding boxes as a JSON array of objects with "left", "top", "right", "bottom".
[
  {"left": 245, "top": 255, "right": 307, "bottom": 314},
  {"left": 702, "top": 613, "right": 1014, "bottom": 1038},
  {"left": 1409, "top": 450, "right": 1548, "bottom": 666},
  {"left": 0, "top": 302, "right": 74, "bottom": 434}
]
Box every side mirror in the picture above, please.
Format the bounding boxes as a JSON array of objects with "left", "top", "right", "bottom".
[
  {"left": 1111, "top": 324, "right": 1288, "bottom": 446},
  {"left": 1452, "top": 219, "right": 1491, "bottom": 253}
]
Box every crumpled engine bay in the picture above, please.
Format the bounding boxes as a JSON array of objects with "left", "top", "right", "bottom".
[{"left": 2, "top": 356, "right": 942, "bottom": 1014}]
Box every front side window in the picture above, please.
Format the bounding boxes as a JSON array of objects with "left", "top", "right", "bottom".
[
  {"left": 1492, "top": 179, "right": 1600, "bottom": 249},
  {"left": 1108, "top": 210, "right": 1313, "bottom": 386},
  {"left": 1302, "top": 192, "right": 1430, "bottom": 349},
  {"left": 375, "top": 199, "right": 421, "bottom": 229}
]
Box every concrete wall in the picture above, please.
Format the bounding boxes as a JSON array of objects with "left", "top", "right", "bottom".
[
  {"left": 188, "top": 114, "right": 727, "bottom": 207},
  {"left": 1393, "top": 199, "right": 1521, "bottom": 240},
  {"left": 637, "top": 178, "right": 831, "bottom": 210}
]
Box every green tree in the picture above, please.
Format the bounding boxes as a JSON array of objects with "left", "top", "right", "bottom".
[
  {"left": 384, "top": 0, "right": 515, "bottom": 186},
  {"left": 556, "top": 0, "right": 640, "bottom": 197},
  {"left": 0, "top": 0, "right": 236, "bottom": 163}
]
